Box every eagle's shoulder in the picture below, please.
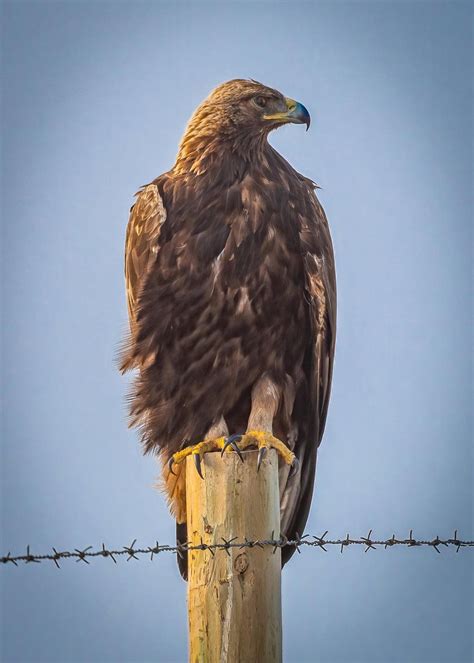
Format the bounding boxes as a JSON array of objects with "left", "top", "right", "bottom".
[
  {"left": 131, "top": 181, "right": 166, "bottom": 226},
  {"left": 266, "top": 144, "right": 318, "bottom": 190}
]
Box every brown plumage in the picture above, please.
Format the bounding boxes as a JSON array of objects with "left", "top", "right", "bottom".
[{"left": 120, "top": 79, "right": 336, "bottom": 579}]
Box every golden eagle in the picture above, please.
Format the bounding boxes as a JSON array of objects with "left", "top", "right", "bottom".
[{"left": 121, "top": 80, "right": 336, "bottom": 579}]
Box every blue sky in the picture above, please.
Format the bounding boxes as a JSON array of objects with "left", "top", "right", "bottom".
[{"left": 1, "top": 1, "right": 472, "bottom": 662}]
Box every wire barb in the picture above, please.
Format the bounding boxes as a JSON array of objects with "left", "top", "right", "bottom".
[{"left": 1, "top": 531, "right": 472, "bottom": 567}]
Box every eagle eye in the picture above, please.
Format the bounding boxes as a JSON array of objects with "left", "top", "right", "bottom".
[{"left": 254, "top": 95, "right": 268, "bottom": 109}]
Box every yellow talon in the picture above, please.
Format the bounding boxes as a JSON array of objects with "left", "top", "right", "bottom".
[
  {"left": 168, "top": 431, "right": 297, "bottom": 479},
  {"left": 239, "top": 430, "right": 297, "bottom": 469},
  {"left": 168, "top": 437, "right": 226, "bottom": 479}
]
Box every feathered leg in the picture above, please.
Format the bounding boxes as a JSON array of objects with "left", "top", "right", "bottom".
[{"left": 223, "top": 374, "right": 297, "bottom": 471}]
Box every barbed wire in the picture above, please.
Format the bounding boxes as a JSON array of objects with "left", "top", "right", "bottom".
[{"left": 1, "top": 530, "right": 472, "bottom": 568}]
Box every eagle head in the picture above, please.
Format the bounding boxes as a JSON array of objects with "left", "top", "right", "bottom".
[
  {"left": 204, "top": 79, "right": 311, "bottom": 132},
  {"left": 175, "top": 79, "right": 310, "bottom": 175}
]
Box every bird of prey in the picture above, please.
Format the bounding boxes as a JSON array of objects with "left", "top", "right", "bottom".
[{"left": 121, "top": 79, "right": 336, "bottom": 579}]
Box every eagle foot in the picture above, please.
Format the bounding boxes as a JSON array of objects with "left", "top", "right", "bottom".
[
  {"left": 168, "top": 437, "right": 227, "bottom": 479},
  {"left": 225, "top": 430, "right": 299, "bottom": 474}
]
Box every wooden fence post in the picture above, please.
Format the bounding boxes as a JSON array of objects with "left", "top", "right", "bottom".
[{"left": 186, "top": 448, "right": 282, "bottom": 663}]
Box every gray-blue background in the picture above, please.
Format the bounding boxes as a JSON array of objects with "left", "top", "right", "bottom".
[{"left": 1, "top": 1, "right": 472, "bottom": 662}]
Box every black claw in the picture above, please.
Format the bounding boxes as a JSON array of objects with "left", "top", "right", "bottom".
[
  {"left": 257, "top": 446, "right": 267, "bottom": 472},
  {"left": 289, "top": 456, "right": 300, "bottom": 477},
  {"left": 221, "top": 434, "right": 244, "bottom": 462},
  {"left": 168, "top": 456, "right": 176, "bottom": 476},
  {"left": 193, "top": 453, "right": 204, "bottom": 479}
]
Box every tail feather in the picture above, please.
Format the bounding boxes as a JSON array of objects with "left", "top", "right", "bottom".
[
  {"left": 281, "top": 443, "right": 318, "bottom": 566},
  {"left": 176, "top": 522, "right": 188, "bottom": 580},
  {"left": 159, "top": 456, "right": 187, "bottom": 523}
]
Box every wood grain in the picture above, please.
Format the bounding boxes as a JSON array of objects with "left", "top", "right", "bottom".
[{"left": 186, "top": 449, "right": 282, "bottom": 663}]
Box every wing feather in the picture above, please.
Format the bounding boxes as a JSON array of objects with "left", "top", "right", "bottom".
[
  {"left": 125, "top": 183, "right": 167, "bottom": 328},
  {"left": 281, "top": 190, "right": 336, "bottom": 565},
  {"left": 121, "top": 183, "right": 167, "bottom": 372},
  {"left": 305, "top": 253, "right": 336, "bottom": 443},
  {"left": 302, "top": 195, "right": 337, "bottom": 445}
]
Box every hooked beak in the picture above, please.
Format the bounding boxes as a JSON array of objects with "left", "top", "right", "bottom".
[{"left": 263, "top": 97, "right": 311, "bottom": 131}]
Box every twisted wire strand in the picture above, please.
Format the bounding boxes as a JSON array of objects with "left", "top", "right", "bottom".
[{"left": 1, "top": 530, "right": 472, "bottom": 567}]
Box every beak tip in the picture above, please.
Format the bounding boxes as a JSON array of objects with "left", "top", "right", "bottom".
[{"left": 294, "top": 101, "right": 311, "bottom": 131}]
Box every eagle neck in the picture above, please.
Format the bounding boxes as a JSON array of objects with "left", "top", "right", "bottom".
[{"left": 174, "top": 131, "right": 270, "bottom": 183}]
